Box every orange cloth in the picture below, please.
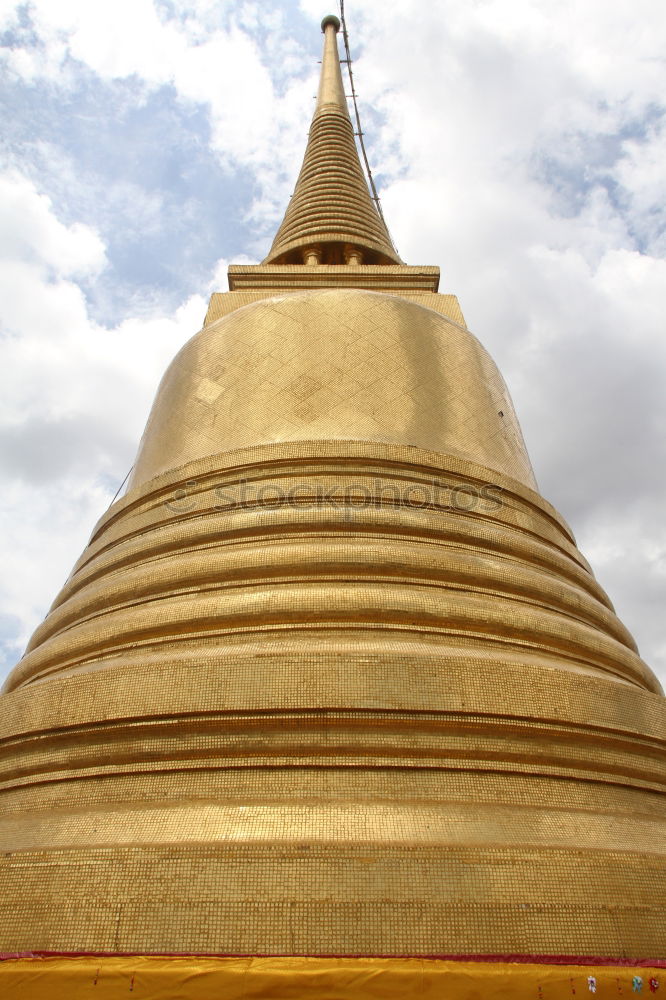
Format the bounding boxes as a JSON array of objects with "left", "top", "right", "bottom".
[{"left": 0, "top": 955, "right": 664, "bottom": 999}]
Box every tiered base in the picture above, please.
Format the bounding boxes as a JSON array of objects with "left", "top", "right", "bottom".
[{"left": 2, "top": 443, "right": 665, "bottom": 958}]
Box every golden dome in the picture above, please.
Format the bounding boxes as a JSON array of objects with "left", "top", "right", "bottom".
[{"left": 129, "top": 290, "right": 536, "bottom": 491}]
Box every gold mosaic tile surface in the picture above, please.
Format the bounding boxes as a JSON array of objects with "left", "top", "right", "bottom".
[
  {"left": 129, "top": 290, "right": 536, "bottom": 491},
  {"left": 0, "top": 845, "right": 664, "bottom": 954},
  {"left": 3, "top": 10, "right": 665, "bottom": 971},
  {"left": 205, "top": 284, "right": 464, "bottom": 328},
  {"left": 1, "top": 442, "right": 665, "bottom": 955}
]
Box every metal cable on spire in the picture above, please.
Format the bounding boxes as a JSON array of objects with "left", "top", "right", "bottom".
[
  {"left": 337, "top": 0, "right": 397, "bottom": 252},
  {"left": 110, "top": 465, "right": 134, "bottom": 506}
]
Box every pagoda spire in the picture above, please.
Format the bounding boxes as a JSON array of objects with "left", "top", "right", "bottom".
[
  {"left": 263, "top": 14, "right": 401, "bottom": 265},
  {"left": 316, "top": 12, "right": 350, "bottom": 117}
]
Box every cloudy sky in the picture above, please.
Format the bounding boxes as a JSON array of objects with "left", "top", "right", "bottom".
[{"left": 0, "top": 0, "right": 665, "bottom": 687}]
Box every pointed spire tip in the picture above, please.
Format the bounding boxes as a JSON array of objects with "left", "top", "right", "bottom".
[
  {"left": 321, "top": 14, "right": 341, "bottom": 32},
  {"left": 315, "top": 12, "right": 348, "bottom": 118},
  {"left": 262, "top": 11, "right": 401, "bottom": 266}
]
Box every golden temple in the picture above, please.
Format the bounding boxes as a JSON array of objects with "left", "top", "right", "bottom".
[{"left": 1, "top": 13, "right": 664, "bottom": 998}]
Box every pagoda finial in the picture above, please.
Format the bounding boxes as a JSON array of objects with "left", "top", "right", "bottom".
[
  {"left": 317, "top": 15, "right": 349, "bottom": 119},
  {"left": 262, "top": 14, "right": 401, "bottom": 265}
]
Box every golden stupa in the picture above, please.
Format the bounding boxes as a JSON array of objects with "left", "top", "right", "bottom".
[{"left": 1, "top": 14, "right": 664, "bottom": 998}]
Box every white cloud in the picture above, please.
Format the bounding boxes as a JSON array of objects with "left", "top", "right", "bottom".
[
  {"left": 0, "top": 169, "right": 219, "bottom": 673},
  {"left": 1, "top": 0, "right": 314, "bottom": 228},
  {"left": 0, "top": 171, "right": 106, "bottom": 278},
  {"left": 614, "top": 121, "right": 666, "bottom": 257}
]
